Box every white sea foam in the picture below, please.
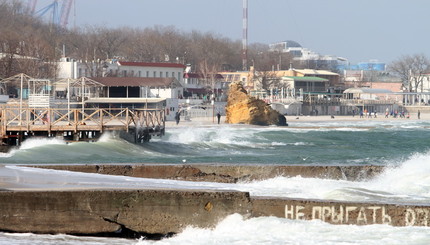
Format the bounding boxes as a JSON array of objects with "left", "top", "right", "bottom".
[
  {"left": 19, "top": 137, "right": 66, "bottom": 150},
  {"left": 165, "top": 126, "right": 256, "bottom": 146},
  {"left": 135, "top": 213, "right": 430, "bottom": 245}
]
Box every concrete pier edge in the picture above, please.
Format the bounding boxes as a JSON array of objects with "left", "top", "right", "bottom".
[{"left": 2, "top": 164, "right": 427, "bottom": 238}]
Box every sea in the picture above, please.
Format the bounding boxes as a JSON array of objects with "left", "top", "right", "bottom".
[{"left": 1, "top": 118, "right": 430, "bottom": 244}]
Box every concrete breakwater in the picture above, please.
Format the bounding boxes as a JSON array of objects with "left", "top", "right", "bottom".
[
  {"left": 31, "top": 164, "right": 385, "bottom": 182},
  {"left": 3, "top": 164, "right": 429, "bottom": 238}
]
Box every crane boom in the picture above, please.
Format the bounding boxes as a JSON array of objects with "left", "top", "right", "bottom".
[{"left": 60, "top": 0, "right": 73, "bottom": 28}]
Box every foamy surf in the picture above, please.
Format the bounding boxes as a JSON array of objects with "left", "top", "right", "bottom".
[{"left": 135, "top": 213, "right": 430, "bottom": 245}]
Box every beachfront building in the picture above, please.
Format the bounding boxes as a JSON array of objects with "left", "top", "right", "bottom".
[
  {"left": 56, "top": 59, "right": 187, "bottom": 121},
  {"left": 182, "top": 72, "right": 226, "bottom": 101},
  {"left": 57, "top": 59, "right": 186, "bottom": 83}
]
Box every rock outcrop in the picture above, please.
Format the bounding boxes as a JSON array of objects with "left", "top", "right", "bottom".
[{"left": 225, "top": 82, "right": 287, "bottom": 126}]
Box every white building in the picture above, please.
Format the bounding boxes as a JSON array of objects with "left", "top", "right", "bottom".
[
  {"left": 56, "top": 59, "right": 187, "bottom": 121},
  {"left": 269, "top": 40, "right": 347, "bottom": 69},
  {"left": 57, "top": 58, "right": 186, "bottom": 83}
]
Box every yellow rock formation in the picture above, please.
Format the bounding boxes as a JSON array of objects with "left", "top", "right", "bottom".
[{"left": 225, "top": 82, "right": 287, "bottom": 126}]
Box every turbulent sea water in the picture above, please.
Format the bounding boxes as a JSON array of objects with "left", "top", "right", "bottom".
[{"left": 1, "top": 118, "right": 430, "bottom": 244}]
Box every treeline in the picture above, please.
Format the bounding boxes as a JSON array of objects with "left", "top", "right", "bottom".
[{"left": 0, "top": 0, "right": 301, "bottom": 80}]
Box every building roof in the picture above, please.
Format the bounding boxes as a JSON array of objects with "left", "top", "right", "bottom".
[
  {"left": 343, "top": 88, "right": 393, "bottom": 94},
  {"left": 89, "top": 77, "right": 178, "bottom": 87},
  {"left": 184, "top": 73, "right": 224, "bottom": 79},
  {"left": 117, "top": 61, "right": 186, "bottom": 69},
  {"left": 282, "top": 40, "right": 302, "bottom": 48},
  {"left": 294, "top": 69, "right": 340, "bottom": 76},
  {"left": 283, "top": 76, "right": 328, "bottom": 82}
]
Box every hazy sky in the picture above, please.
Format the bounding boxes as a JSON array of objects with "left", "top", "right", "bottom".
[{"left": 34, "top": 0, "right": 430, "bottom": 64}]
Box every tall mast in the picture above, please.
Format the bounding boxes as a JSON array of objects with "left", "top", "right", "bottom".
[{"left": 242, "top": 0, "right": 248, "bottom": 71}]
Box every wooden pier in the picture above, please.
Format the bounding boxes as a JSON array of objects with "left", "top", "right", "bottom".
[{"left": 0, "top": 106, "right": 165, "bottom": 148}]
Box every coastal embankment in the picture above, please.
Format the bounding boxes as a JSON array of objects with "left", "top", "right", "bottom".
[{"left": 1, "top": 163, "right": 430, "bottom": 238}]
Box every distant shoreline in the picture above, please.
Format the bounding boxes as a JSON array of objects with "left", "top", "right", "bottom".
[{"left": 165, "top": 113, "right": 427, "bottom": 127}]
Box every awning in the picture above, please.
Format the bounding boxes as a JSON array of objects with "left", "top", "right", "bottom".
[
  {"left": 85, "top": 97, "right": 166, "bottom": 104},
  {"left": 343, "top": 88, "right": 393, "bottom": 94}
]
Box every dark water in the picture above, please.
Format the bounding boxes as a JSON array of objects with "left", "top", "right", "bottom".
[{"left": 1, "top": 120, "right": 429, "bottom": 166}]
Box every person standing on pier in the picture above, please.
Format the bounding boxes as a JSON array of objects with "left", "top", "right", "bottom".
[
  {"left": 175, "top": 112, "right": 180, "bottom": 125},
  {"left": 216, "top": 112, "right": 221, "bottom": 124}
]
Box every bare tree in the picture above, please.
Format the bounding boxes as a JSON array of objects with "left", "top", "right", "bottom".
[
  {"left": 253, "top": 70, "right": 279, "bottom": 90},
  {"left": 388, "top": 54, "right": 430, "bottom": 92},
  {"left": 198, "top": 59, "right": 219, "bottom": 98}
]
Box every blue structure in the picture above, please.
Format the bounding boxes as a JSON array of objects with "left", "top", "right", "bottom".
[
  {"left": 35, "top": 0, "right": 60, "bottom": 26},
  {"left": 337, "top": 61, "right": 386, "bottom": 71},
  {"left": 357, "top": 62, "right": 386, "bottom": 71}
]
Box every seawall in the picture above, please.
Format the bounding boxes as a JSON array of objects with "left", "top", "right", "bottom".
[
  {"left": 30, "top": 164, "right": 385, "bottom": 182},
  {"left": 0, "top": 189, "right": 251, "bottom": 237},
  {"left": 3, "top": 164, "right": 428, "bottom": 238}
]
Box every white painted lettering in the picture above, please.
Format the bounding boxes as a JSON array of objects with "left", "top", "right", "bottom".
[
  {"left": 382, "top": 207, "right": 392, "bottom": 225},
  {"left": 346, "top": 206, "right": 357, "bottom": 223},
  {"left": 322, "top": 206, "right": 331, "bottom": 221},
  {"left": 367, "top": 206, "right": 381, "bottom": 224},
  {"left": 331, "top": 206, "right": 344, "bottom": 224},
  {"left": 285, "top": 205, "right": 294, "bottom": 219},
  {"left": 356, "top": 207, "right": 368, "bottom": 224},
  {"left": 312, "top": 206, "right": 322, "bottom": 220},
  {"left": 405, "top": 208, "right": 416, "bottom": 226},
  {"left": 296, "top": 205, "right": 305, "bottom": 220}
]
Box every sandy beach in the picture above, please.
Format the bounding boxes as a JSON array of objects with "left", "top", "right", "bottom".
[{"left": 165, "top": 112, "right": 428, "bottom": 127}]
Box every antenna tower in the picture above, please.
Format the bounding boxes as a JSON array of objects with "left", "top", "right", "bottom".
[{"left": 242, "top": 0, "right": 248, "bottom": 71}]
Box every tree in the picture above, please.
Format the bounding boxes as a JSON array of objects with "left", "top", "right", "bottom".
[
  {"left": 198, "top": 59, "right": 219, "bottom": 98},
  {"left": 388, "top": 54, "right": 430, "bottom": 92},
  {"left": 253, "top": 70, "right": 278, "bottom": 90}
]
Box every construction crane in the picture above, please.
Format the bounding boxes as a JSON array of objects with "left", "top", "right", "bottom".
[
  {"left": 31, "top": 0, "right": 74, "bottom": 28},
  {"left": 59, "top": 0, "right": 73, "bottom": 28},
  {"left": 34, "top": 0, "right": 60, "bottom": 25}
]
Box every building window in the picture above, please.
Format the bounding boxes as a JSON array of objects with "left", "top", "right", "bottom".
[
  {"left": 153, "top": 71, "right": 156, "bottom": 77},
  {"left": 172, "top": 72, "right": 175, "bottom": 77},
  {"left": 178, "top": 72, "right": 181, "bottom": 81},
  {"left": 146, "top": 71, "right": 149, "bottom": 77},
  {"left": 138, "top": 71, "right": 141, "bottom": 77},
  {"left": 160, "top": 71, "right": 163, "bottom": 77}
]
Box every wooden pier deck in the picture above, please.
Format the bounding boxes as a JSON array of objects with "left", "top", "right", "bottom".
[{"left": 0, "top": 106, "right": 165, "bottom": 147}]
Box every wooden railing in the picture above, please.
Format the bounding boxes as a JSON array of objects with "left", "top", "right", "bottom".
[{"left": 0, "top": 107, "right": 165, "bottom": 136}]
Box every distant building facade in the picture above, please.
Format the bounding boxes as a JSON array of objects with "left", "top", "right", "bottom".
[{"left": 269, "top": 40, "right": 347, "bottom": 70}]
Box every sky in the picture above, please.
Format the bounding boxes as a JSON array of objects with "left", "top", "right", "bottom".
[{"left": 33, "top": 0, "right": 430, "bottom": 64}]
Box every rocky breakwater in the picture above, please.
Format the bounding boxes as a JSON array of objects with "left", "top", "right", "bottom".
[{"left": 225, "top": 82, "right": 287, "bottom": 126}]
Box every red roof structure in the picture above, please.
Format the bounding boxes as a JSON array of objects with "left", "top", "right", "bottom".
[{"left": 117, "top": 61, "right": 186, "bottom": 69}]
